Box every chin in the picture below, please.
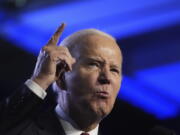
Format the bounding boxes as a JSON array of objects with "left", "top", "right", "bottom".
[
  {"left": 96, "top": 107, "right": 111, "bottom": 119},
  {"left": 91, "top": 101, "right": 113, "bottom": 119}
]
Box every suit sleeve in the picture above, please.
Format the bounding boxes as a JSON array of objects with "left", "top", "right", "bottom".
[{"left": 0, "top": 84, "right": 45, "bottom": 133}]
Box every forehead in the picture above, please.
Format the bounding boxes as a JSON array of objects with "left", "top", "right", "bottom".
[{"left": 76, "top": 34, "right": 122, "bottom": 65}]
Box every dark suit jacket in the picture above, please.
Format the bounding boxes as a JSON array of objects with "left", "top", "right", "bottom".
[{"left": 0, "top": 85, "right": 89, "bottom": 135}]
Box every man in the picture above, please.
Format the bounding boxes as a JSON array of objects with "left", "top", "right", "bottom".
[{"left": 0, "top": 23, "right": 123, "bottom": 135}]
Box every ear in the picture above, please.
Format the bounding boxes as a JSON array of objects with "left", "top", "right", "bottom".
[{"left": 56, "top": 72, "right": 67, "bottom": 91}]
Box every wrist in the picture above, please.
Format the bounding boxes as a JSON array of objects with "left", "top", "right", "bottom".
[{"left": 31, "top": 76, "right": 52, "bottom": 90}]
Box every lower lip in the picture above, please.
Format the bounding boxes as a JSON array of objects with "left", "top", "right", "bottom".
[{"left": 95, "top": 92, "right": 109, "bottom": 98}]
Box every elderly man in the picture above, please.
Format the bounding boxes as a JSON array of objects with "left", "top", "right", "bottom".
[{"left": 0, "top": 23, "right": 123, "bottom": 135}]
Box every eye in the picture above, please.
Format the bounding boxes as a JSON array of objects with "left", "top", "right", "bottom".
[
  {"left": 110, "top": 68, "right": 120, "bottom": 74},
  {"left": 88, "top": 62, "right": 99, "bottom": 67}
]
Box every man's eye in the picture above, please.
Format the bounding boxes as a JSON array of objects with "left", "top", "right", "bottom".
[
  {"left": 88, "top": 62, "right": 99, "bottom": 67},
  {"left": 110, "top": 68, "right": 120, "bottom": 74}
]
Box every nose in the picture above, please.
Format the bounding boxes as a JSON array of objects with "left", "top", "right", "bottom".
[{"left": 98, "top": 66, "right": 111, "bottom": 85}]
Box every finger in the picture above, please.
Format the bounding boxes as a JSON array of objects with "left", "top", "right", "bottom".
[
  {"left": 51, "top": 52, "right": 72, "bottom": 71},
  {"left": 57, "top": 46, "right": 73, "bottom": 61},
  {"left": 56, "top": 61, "right": 66, "bottom": 79},
  {"left": 72, "top": 57, "right": 76, "bottom": 64},
  {"left": 57, "top": 56, "right": 72, "bottom": 71},
  {"left": 58, "top": 50, "right": 75, "bottom": 70},
  {"left": 53, "top": 23, "right": 66, "bottom": 45},
  {"left": 47, "top": 23, "right": 66, "bottom": 46}
]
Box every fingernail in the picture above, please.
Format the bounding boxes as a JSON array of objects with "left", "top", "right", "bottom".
[
  {"left": 73, "top": 58, "right": 76, "bottom": 63},
  {"left": 61, "top": 22, "right": 66, "bottom": 26}
]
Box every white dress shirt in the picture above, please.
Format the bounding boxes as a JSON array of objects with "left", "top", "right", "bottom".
[
  {"left": 55, "top": 105, "right": 99, "bottom": 135},
  {"left": 25, "top": 79, "right": 99, "bottom": 135}
]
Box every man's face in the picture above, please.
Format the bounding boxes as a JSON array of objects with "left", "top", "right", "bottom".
[{"left": 65, "top": 34, "right": 122, "bottom": 119}]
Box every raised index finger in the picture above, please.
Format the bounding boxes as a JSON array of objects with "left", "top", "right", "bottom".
[{"left": 47, "top": 23, "right": 66, "bottom": 46}]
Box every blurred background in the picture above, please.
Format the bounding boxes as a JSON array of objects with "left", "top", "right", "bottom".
[{"left": 0, "top": 0, "right": 179, "bottom": 134}]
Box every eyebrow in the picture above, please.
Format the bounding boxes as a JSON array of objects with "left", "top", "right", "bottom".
[
  {"left": 84, "top": 57, "right": 121, "bottom": 69},
  {"left": 110, "top": 65, "right": 121, "bottom": 70},
  {"left": 84, "top": 57, "right": 104, "bottom": 63}
]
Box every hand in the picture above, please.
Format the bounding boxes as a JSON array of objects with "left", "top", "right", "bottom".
[{"left": 31, "top": 23, "right": 76, "bottom": 90}]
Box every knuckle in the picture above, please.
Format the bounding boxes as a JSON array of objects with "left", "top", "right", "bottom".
[
  {"left": 64, "top": 47, "right": 68, "bottom": 51},
  {"left": 59, "top": 46, "right": 68, "bottom": 51},
  {"left": 49, "top": 51, "right": 56, "bottom": 57}
]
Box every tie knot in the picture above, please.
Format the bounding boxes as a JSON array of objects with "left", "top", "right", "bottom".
[{"left": 80, "top": 133, "right": 90, "bottom": 135}]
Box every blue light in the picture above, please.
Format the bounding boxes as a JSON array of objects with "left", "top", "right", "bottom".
[
  {"left": 135, "top": 62, "right": 180, "bottom": 104},
  {"left": 1, "top": 21, "right": 45, "bottom": 55},
  {"left": 1, "top": 0, "right": 179, "bottom": 54},
  {"left": 119, "top": 62, "right": 180, "bottom": 119}
]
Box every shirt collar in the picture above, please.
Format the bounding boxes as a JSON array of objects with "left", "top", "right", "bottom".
[{"left": 55, "top": 105, "right": 99, "bottom": 135}]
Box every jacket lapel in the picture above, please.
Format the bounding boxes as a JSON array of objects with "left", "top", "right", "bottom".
[{"left": 35, "top": 110, "right": 66, "bottom": 135}]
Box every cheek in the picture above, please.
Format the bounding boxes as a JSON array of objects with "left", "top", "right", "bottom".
[
  {"left": 78, "top": 67, "right": 99, "bottom": 85},
  {"left": 112, "top": 77, "right": 122, "bottom": 97},
  {"left": 66, "top": 67, "right": 98, "bottom": 96}
]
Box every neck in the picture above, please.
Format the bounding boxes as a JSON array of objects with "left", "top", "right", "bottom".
[
  {"left": 69, "top": 104, "right": 101, "bottom": 132},
  {"left": 58, "top": 98, "right": 101, "bottom": 132},
  {"left": 57, "top": 92, "right": 102, "bottom": 132},
  {"left": 68, "top": 95, "right": 103, "bottom": 132}
]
